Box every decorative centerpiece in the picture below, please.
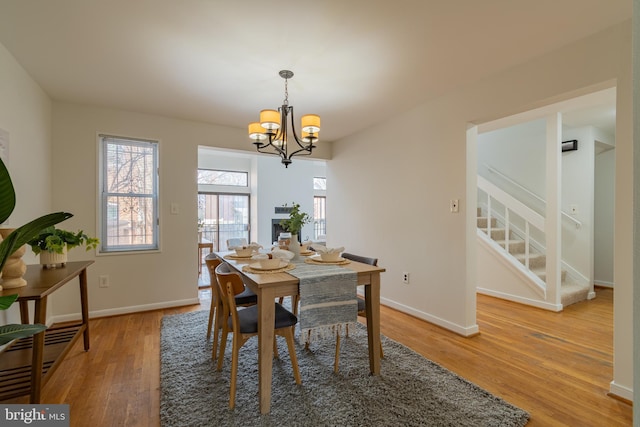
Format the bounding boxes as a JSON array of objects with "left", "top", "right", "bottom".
[
  {"left": 27, "top": 226, "right": 99, "bottom": 269},
  {"left": 279, "top": 203, "right": 311, "bottom": 258}
]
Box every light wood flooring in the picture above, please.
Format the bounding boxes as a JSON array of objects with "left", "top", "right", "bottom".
[{"left": 2, "top": 286, "right": 632, "bottom": 426}]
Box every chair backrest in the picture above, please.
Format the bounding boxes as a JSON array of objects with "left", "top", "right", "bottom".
[
  {"left": 205, "top": 256, "right": 223, "bottom": 300},
  {"left": 342, "top": 252, "right": 378, "bottom": 266},
  {"left": 214, "top": 263, "right": 247, "bottom": 331},
  {"left": 226, "top": 238, "right": 248, "bottom": 249}
]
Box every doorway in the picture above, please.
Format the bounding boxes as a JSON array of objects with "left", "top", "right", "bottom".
[{"left": 197, "top": 192, "right": 250, "bottom": 251}]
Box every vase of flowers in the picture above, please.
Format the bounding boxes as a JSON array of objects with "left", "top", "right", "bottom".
[{"left": 279, "top": 203, "right": 311, "bottom": 259}]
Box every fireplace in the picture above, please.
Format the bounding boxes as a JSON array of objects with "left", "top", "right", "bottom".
[{"left": 272, "top": 219, "right": 301, "bottom": 244}]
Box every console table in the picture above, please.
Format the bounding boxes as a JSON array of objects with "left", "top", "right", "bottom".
[{"left": 0, "top": 261, "right": 93, "bottom": 403}]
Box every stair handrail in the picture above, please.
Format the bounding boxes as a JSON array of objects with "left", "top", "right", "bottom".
[
  {"left": 478, "top": 175, "right": 545, "bottom": 231},
  {"left": 485, "top": 164, "right": 582, "bottom": 229}
]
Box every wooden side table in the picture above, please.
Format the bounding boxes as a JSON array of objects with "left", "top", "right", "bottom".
[
  {"left": 198, "top": 242, "right": 213, "bottom": 275},
  {"left": 0, "top": 261, "right": 93, "bottom": 403}
]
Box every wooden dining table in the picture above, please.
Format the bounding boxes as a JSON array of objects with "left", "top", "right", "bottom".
[{"left": 215, "top": 251, "right": 385, "bottom": 414}]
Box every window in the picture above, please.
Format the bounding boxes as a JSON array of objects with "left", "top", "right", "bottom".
[
  {"left": 313, "top": 177, "right": 326, "bottom": 191},
  {"left": 198, "top": 169, "right": 248, "bottom": 186},
  {"left": 313, "top": 196, "right": 326, "bottom": 239},
  {"left": 313, "top": 177, "right": 327, "bottom": 239},
  {"left": 99, "top": 135, "right": 159, "bottom": 252}
]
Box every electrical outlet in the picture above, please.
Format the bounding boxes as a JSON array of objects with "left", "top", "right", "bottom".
[
  {"left": 450, "top": 199, "right": 459, "bottom": 213},
  {"left": 402, "top": 272, "right": 410, "bottom": 284},
  {"left": 99, "top": 275, "right": 109, "bottom": 288}
]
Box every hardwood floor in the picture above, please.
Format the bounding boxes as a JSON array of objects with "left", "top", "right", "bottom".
[{"left": 2, "top": 287, "right": 631, "bottom": 426}]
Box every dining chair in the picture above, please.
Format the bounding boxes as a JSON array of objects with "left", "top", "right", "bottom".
[
  {"left": 226, "top": 238, "right": 248, "bottom": 249},
  {"left": 206, "top": 257, "right": 257, "bottom": 361},
  {"left": 335, "top": 252, "right": 383, "bottom": 369},
  {"left": 215, "top": 263, "right": 302, "bottom": 409}
]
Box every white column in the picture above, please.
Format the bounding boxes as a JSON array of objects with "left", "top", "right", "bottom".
[{"left": 545, "top": 113, "right": 562, "bottom": 307}]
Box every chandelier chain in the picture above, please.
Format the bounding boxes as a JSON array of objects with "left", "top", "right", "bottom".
[{"left": 283, "top": 77, "right": 289, "bottom": 106}]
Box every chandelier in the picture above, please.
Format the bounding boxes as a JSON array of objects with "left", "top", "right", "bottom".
[{"left": 248, "top": 70, "right": 320, "bottom": 168}]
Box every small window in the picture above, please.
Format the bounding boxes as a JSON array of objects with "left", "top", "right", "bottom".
[
  {"left": 99, "top": 135, "right": 159, "bottom": 252},
  {"left": 198, "top": 169, "right": 248, "bottom": 186},
  {"left": 313, "top": 196, "right": 326, "bottom": 240},
  {"left": 313, "top": 177, "right": 326, "bottom": 191}
]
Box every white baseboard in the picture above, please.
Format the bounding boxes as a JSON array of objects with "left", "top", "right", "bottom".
[
  {"left": 49, "top": 298, "right": 201, "bottom": 324},
  {"left": 594, "top": 280, "right": 614, "bottom": 288},
  {"left": 609, "top": 380, "right": 633, "bottom": 401},
  {"left": 380, "top": 296, "right": 479, "bottom": 337},
  {"left": 476, "top": 287, "right": 563, "bottom": 312}
]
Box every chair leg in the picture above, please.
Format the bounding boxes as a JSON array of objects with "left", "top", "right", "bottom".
[
  {"left": 282, "top": 327, "right": 302, "bottom": 385},
  {"left": 229, "top": 333, "right": 240, "bottom": 409},
  {"left": 212, "top": 302, "right": 223, "bottom": 360},
  {"left": 380, "top": 340, "right": 384, "bottom": 359},
  {"left": 334, "top": 325, "right": 341, "bottom": 373},
  {"left": 207, "top": 295, "right": 216, "bottom": 340},
  {"left": 304, "top": 329, "right": 311, "bottom": 351},
  {"left": 273, "top": 335, "right": 280, "bottom": 359},
  {"left": 217, "top": 326, "right": 228, "bottom": 371}
]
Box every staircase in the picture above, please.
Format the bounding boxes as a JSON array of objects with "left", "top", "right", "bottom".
[{"left": 477, "top": 208, "right": 591, "bottom": 308}]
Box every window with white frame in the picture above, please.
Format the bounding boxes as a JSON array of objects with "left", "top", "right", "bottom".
[
  {"left": 99, "top": 135, "right": 159, "bottom": 252},
  {"left": 313, "top": 177, "right": 326, "bottom": 239},
  {"left": 197, "top": 169, "right": 248, "bottom": 186}
]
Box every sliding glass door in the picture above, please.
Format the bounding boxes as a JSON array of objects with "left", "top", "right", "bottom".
[{"left": 197, "top": 193, "right": 250, "bottom": 251}]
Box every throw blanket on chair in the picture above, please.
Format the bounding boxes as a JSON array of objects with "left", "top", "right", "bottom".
[{"left": 289, "top": 261, "right": 357, "bottom": 344}]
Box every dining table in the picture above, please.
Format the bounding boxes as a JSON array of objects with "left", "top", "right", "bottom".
[{"left": 215, "top": 250, "right": 385, "bottom": 414}]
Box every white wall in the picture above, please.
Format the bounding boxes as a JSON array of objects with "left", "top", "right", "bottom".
[
  {"left": 330, "top": 20, "right": 633, "bottom": 397},
  {"left": 478, "top": 119, "right": 547, "bottom": 213},
  {"left": 0, "top": 43, "right": 54, "bottom": 323},
  {"left": 254, "top": 156, "right": 320, "bottom": 245},
  {"left": 561, "top": 125, "right": 595, "bottom": 283},
  {"left": 595, "top": 147, "right": 615, "bottom": 286}
]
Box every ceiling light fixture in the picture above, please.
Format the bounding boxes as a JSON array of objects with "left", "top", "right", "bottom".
[{"left": 248, "top": 70, "right": 320, "bottom": 168}]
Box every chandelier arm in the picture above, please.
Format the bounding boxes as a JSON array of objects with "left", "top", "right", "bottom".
[{"left": 287, "top": 106, "right": 315, "bottom": 152}]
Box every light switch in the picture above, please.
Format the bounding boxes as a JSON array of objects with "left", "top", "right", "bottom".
[
  {"left": 450, "top": 199, "right": 459, "bottom": 213},
  {"left": 170, "top": 203, "right": 179, "bottom": 215}
]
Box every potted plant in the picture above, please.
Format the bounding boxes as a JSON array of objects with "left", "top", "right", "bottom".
[
  {"left": 279, "top": 202, "right": 311, "bottom": 245},
  {"left": 27, "top": 226, "right": 99, "bottom": 268},
  {"left": 0, "top": 157, "right": 73, "bottom": 344}
]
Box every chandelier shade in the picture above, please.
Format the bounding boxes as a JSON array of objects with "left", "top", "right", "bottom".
[{"left": 248, "top": 70, "right": 320, "bottom": 168}]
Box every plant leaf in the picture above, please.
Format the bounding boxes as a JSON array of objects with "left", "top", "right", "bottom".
[
  {"left": 0, "top": 294, "right": 18, "bottom": 310},
  {"left": 0, "top": 158, "right": 16, "bottom": 224},
  {"left": 0, "top": 212, "right": 73, "bottom": 271},
  {"left": 0, "top": 323, "right": 47, "bottom": 346}
]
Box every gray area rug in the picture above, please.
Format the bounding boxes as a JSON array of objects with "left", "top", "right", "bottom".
[{"left": 160, "top": 310, "right": 529, "bottom": 426}]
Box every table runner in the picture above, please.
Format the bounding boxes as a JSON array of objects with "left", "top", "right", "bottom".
[{"left": 288, "top": 261, "right": 357, "bottom": 344}]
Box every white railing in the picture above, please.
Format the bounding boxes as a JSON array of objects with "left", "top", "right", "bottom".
[
  {"left": 485, "top": 165, "right": 582, "bottom": 229},
  {"left": 477, "top": 175, "right": 545, "bottom": 271}
]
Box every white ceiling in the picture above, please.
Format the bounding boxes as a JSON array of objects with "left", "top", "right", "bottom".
[{"left": 0, "top": 0, "right": 629, "bottom": 141}]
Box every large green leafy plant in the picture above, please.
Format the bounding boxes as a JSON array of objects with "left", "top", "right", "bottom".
[
  {"left": 0, "top": 157, "right": 72, "bottom": 345},
  {"left": 279, "top": 202, "right": 311, "bottom": 235},
  {"left": 28, "top": 226, "right": 99, "bottom": 255}
]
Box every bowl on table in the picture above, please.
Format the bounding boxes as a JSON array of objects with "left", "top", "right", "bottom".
[
  {"left": 319, "top": 252, "right": 342, "bottom": 262},
  {"left": 235, "top": 247, "right": 254, "bottom": 257},
  {"left": 259, "top": 258, "right": 283, "bottom": 269}
]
